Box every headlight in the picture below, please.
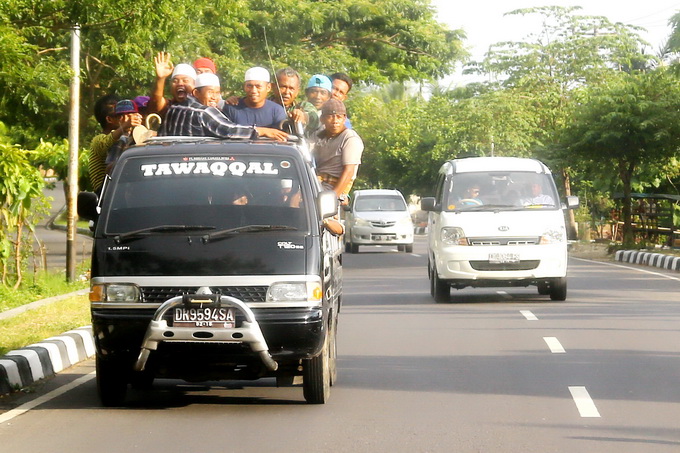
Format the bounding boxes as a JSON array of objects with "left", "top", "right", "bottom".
[
  {"left": 353, "top": 217, "right": 371, "bottom": 227},
  {"left": 540, "top": 228, "right": 565, "bottom": 244},
  {"left": 267, "top": 281, "right": 323, "bottom": 304},
  {"left": 441, "top": 227, "right": 467, "bottom": 245},
  {"left": 90, "top": 283, "right": 141, "bottom": 303}
]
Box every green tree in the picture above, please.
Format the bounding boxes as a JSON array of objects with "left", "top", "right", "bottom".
[
  {"left": 562, "top": 70, "right": 680, "bottom": 246},
  {"left": 0, "top": 142, "right": 49, "bottom": 288},
  {"left": 466, "top": 6, "right": 654, "bottom": 237},
  {"left": 0, "top": 0, "right": 466, "bottom": 145}
]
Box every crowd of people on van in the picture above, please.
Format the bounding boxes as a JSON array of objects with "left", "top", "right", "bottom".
[{"left": 89, "top": 53, "right": 364, "bottom": 203}]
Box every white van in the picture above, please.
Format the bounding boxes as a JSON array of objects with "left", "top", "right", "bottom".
[{"left": 421, "top": 157, "right": 579, "bottom": 302}]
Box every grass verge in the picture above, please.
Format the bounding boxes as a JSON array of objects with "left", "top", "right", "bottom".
[
  {"left": 0, "top": 269, "right": 89, "bottom": 313},
  {"left": 0, "top": 294, "right": 90, "bottom": 356}
]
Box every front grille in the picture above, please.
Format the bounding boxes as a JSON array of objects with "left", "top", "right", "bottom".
[
  {"left": 469, "top": 260, "right": 540, "bottom": 271},
  {"left": 141, "top": 286, "right": 268, "bottom": 304},
  {"left": 468, "top": 237, "right": 539, "bottom": 246},
  {"left": 370, "top": 221, "right": 396, "bottom": 228}
]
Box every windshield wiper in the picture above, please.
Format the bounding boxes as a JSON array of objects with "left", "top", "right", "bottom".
[
  {"left": 113, "top": 225, "right": 216, "bottom": 243},
  {"left": 202, "top": 224, "right": 298, "bottom": 243}
]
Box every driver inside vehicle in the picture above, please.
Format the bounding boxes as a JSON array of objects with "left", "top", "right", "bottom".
[{"left": 458, "top": 184, "right": 483, "bottom": 206}]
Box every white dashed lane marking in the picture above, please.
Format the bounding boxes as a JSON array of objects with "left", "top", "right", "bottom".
[
  {"left": 543, "top": 337, "right": 566, "bottom": 353},
  {"left": 520, "top": 310, "right": 538, "bottom": 321},
  {"left": 569, "top": 386, "right": 601, "bottom": 418}
]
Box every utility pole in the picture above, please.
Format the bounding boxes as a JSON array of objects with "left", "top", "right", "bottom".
[{"left": 66, "top": 24, "right": 81, "bottom": 282}]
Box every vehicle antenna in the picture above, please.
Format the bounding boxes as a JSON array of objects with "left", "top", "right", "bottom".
[{"left": 263, "top": 27, "right": 285, "bottom": 108}]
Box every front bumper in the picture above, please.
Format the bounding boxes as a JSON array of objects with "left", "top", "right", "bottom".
[
  {"left": 435, "top": 243, "right": 567, "bottom": 282},
  {"left": 349, "top": 225, "right": 414, "bottom": 245},
  {"left": 92, "top": 304, "right": 324, "bottom": 368},
  {"left": 135, "top": 295, "right": 277, "bottom": 372}
]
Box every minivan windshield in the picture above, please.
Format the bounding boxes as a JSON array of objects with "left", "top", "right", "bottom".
[
  {"left": 445, "top": 172, "right": 559, "bottom": 211},
  {"left": 355, "top": 195, "right": 407, "bottom": 212},
  {"left": 104, "top": 155, "right": 309, "bottom": 234}
]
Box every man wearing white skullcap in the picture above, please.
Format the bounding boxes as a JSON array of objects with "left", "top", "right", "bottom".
[
  {"left": 193, "top": 73, "right": 221, "bottom": 108},
  {"left": 221, "top": 66, "right": 287, "bottom": 135},
  {"left": 149, "top": 58, "right": 288, "bottom": 142},
  {"left": 148, "top": 52, "right": 197, "bottom": 119}
]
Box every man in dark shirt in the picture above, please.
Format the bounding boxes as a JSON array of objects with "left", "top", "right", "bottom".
[
  {"left": 222, "top": 67, "right": 287, "bottom": 128},
  {"left": 160, "top": 72, "right": 288, "bottom": 141}
]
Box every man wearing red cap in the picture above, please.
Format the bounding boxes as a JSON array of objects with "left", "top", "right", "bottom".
[
  {"left": 312, "top": 99, "right": 364, "bottom": 203},
  {"left": 193, "top": 57, "right": 217, "bottom": 75}
]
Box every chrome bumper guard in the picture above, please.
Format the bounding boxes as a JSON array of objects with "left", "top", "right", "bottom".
[{"left": 134, "top": 294, "right": 278, "bottom": 372}]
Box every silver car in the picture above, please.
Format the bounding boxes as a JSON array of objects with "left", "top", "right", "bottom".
[{"left": 344, "top": 189, "right": 414, "bottom": 253}]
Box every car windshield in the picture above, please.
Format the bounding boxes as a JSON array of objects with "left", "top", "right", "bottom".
[
  {"left": 355, "top": 195, "right": 407, "bottom": 212},
  {"left": 104, "top": 155, "right": 309, "bottom": 234},
  {"left": 445, "top": 171, "right": 559, "bottom": 211}
]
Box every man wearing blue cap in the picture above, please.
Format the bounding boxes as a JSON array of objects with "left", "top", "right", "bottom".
[{"left": 305, "top": 74, "right": 333, "bottom": 115}]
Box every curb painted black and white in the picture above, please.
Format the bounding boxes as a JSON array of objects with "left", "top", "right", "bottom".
[
  {"left": 615, "top": 250, "right": 680, "bottom": 272},
  {"left": 0, "top": 326, "right": 94, "bottom": 396}
]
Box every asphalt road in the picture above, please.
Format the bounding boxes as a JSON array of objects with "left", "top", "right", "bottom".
[
  {"left": 2, "top": 237, "right": 679, "bottom": 452},
  {"left": 36, "top": 181, "right": 92, "bottom": 271}
]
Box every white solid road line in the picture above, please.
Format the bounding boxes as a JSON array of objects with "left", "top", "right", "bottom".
[
  {"left": 0, "top": 372, "right": 95, "bottom": 424},
  {"left": 569, "top": 386, "right": 601, "bottom": 418},
  {"left": 496, "top": 291, "right": 512, "bottom": 299},
  {"left": 543, "top": 337, "right": 566, "bottom": 353},
  {"left": 572, "top": 257, "right": 680, "bottom": 282},
  {"left": 520, "top": 310, "right": 538, "bottom": 321}
]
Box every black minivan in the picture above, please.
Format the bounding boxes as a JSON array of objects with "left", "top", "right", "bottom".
[{"left": 81, "top": 136, "right": 342, "bottom": 405}]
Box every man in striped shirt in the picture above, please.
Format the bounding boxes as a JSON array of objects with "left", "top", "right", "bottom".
[{"left": 152, "top": 52, "right": 286, "bottom": 140}]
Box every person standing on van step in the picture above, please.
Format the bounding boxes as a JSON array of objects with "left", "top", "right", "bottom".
[
  {"left": 89, "top": 94, "right": 121, "bottom": 194},
  {"left": 305, "top": 74, "right": 333, "bottom": 119},
  {"left": 312, "top": 99, "right": 364, "bottom": 204},
  {"left": 329, "top": 72, "right": 353, "bottom": 130},
  {"left": 104, "top": 99, "right": 144, "bottom": 176}
]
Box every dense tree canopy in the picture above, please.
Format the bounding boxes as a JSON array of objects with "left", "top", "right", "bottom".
[{"left": 0, "top": 0, "right": 466, "bottom": 144}]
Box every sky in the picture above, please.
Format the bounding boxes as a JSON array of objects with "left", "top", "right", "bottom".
[{"left": 430, "top": 0, "right": 680, "bottom": 86}]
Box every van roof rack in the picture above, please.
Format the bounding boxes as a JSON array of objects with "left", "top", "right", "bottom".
[{"left": 139, "top": 135, "right": 314, "bottom": 165}]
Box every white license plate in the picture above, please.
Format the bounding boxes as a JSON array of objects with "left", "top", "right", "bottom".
[
  {"left": 174, "top": 307, "right": 235, "bottom": 328},
  {"left": 488, "top": 253, "right": 520, "bottom": 264},
  {"left": 372, "top": 235, "right": 393, "bottom": 241}
]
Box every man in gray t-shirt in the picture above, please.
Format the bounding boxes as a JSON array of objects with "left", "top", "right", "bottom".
[{"left": 312, "top": 99, "right": 364, "bottom": 203}]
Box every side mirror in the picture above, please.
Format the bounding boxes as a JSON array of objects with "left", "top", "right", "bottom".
[
  {"left": 565, "top": 195, "right": 579, "bottom": 210},
  {"left": 421, "top": 197, "right": 437, "bottom": 212},
  {"left": 77, "top": 192, "right": 99, "bottom": 221},
  {"left": 318, "top": 190, "right": 339, "bottom": 219}
]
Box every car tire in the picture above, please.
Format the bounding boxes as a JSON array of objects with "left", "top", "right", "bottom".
[
  {"left": 303, "top": 332, "right": 331, "bottom": 404},
  {"left": 130, "top": 369, "right": 154, "bottom": 390},
  {"left": 537, "top": 282, "right": 550, "bottom": 295},
  {"left": 329, "top": 317, "right": 338, "bottom": 386},
  {"left": 549, "top": 277, "right": 567, "bottom": 301},
  {"left": 96, "top": 354, "right": 128, "bottom": 407},
  {"left": 350, "top": 243, "right": 359, "bottom": 254},
  {"left": 404, "top": 244, "right": 413, "bottom": 253},
  {"left": 398, "top": 245, "right": 405, "bottom": 252},
  {"left": 344, "top": 241, "right": 351, "bottom": 253},
  {"left": 432, "top": 265, "right": 450, "bottom": 303}
]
